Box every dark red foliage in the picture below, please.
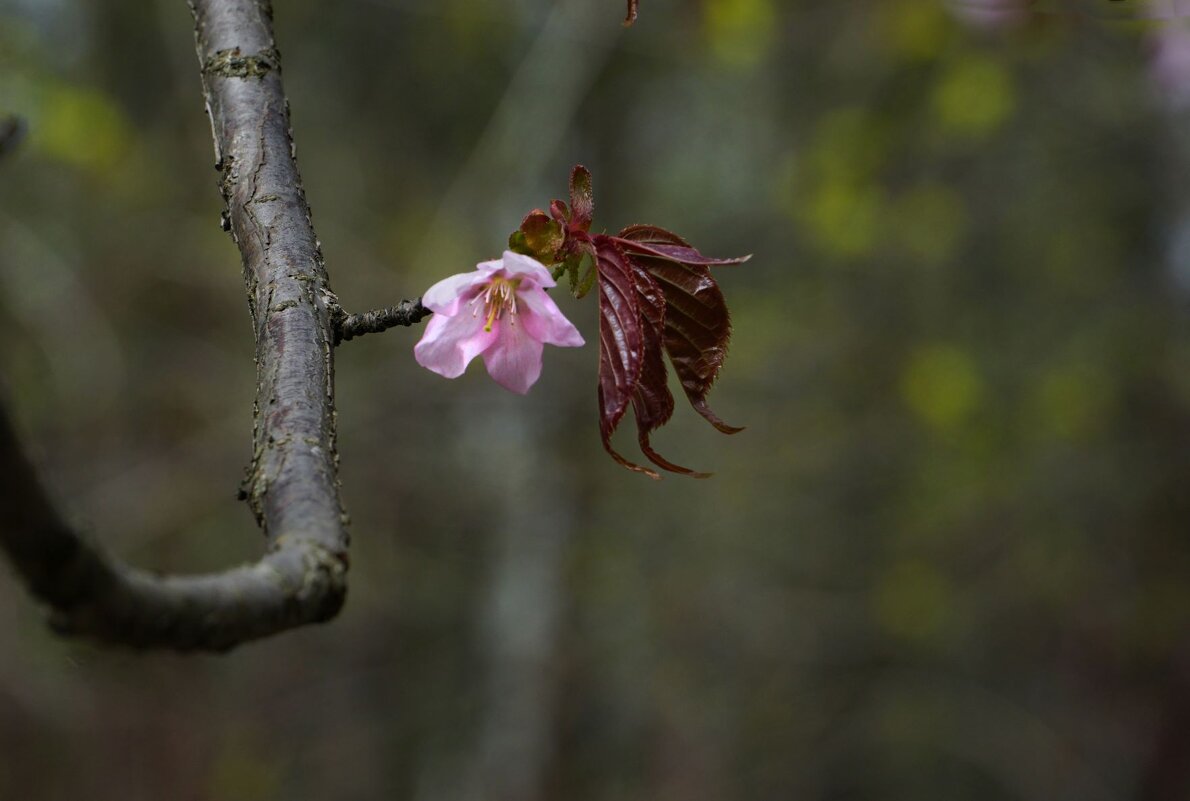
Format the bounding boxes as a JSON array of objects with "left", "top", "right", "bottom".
[
  {"left": 616, "top": 226, "right": 747, "bottom": 437},
  {"left": 592, "top": 238, "right": 647, "bottom": 475},
  {"left": 510, "top": 165, "right": 749, "bottom": 478}
]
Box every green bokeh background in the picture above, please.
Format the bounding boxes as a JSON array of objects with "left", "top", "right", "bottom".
[{"left": 2, "top": 1, "right": 1190, "bottom": 799}]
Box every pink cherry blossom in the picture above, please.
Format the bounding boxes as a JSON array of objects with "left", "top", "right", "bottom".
[
  {"left": 1149, "top": 1, "right": 1190, "bottom": 110},
  {"left": 947, "top": 0, "right": 1028, "bottom": 31},
  {"left": 414, "top": 251, "right": 585, "bottom": 394}
]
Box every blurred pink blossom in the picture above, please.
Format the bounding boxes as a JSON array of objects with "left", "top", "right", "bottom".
[
  {"left": 947, "top": 0, "right": 1029, "bottom": 31},
  {"left": 414, "top": 251, "right": 584, "bottom": 394},
  {"left": 1149, "top": 1, "right": 1190, "bottom": 109}
]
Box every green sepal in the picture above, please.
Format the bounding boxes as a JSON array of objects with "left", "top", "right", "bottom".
[
  {"left": 562, "top": 244, "right": 597, "bottom": 299},
  {"left": 508, "top": 229, "right": 533, "bottom": 256},
  {"left": 514, "top": 209, "right": 565, "bottom": 263},
  {"left": 575, "top": 254, "right": 597, "bottom": 298}
]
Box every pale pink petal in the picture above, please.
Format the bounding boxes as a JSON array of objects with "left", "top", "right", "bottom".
[
  {"left": 947, "top": 0, "right": 1026, "bottom": 30},
  {"left": 1152, "top": 24, "right": 1190, "bottom": 108},
  {"left": 422, "top": 271, "right": 489, "bottom": 316},
  {"left": 498, "top": 250, "right": 557, "bottom": 288},
  {"left": 415, "top": 251, "right": 583, "bottom": 392},
  {"left": 414, "top": 310, "right": 497, "bottom": 378},
  {"left": 482, "top": 320, "right": 545, "bottom": 394},
  {"left": 518, "top": 286, "right": 585, "bottom": 348},
  {"left": 475, "top": 257, "right": 506, "bottom": 276}
]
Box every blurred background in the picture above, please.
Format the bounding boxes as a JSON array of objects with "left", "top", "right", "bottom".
[{"left": 2, "top": 0, "right": 1190, "bottom": 798}]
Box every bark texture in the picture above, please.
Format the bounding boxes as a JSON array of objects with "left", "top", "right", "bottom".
[
  {"left": 335, "top": 299, "right": 431, "bottom": 345},
  {"left": 0, "top": 0, "right": 350, "bottom": 650}
]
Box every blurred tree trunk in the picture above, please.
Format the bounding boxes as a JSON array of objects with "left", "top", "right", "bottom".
[{"left": 465, "top": 396, "right": 575, "bottom": 801}]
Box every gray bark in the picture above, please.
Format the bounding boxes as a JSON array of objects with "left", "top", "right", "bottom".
[{"left": 0, "top": 0, "right": 353, "bottom": 650}]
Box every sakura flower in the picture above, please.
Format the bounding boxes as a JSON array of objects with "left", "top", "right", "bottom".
[
  {"left": 1149, "top": 2, "right": 1190, "bottom": 111},
  {"left": 414, "top": 251, "right": 585, "bottom": 394},
  {"left": 947, "top": 0, "right": 1028, "bottom": 31}
]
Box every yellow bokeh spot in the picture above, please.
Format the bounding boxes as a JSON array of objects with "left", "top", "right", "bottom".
[
  {"left": 901, "top": 344, "right": 983, "bottom": 430},
  {"left": 704, "top": 0, "right": 777, "bottom": 70},
  {"left": 892, "top": 183, "right": 968, "bottom": 265},
  {"left": 34, "top": 83, "right": 131, "bottom": 173},
  {"left": 1035, "top": 363, "right": 1114, "bottom": 440},
  {"left": 873, "top": 560, "right": 952, "bottom": 642},
  {"left": 807, "top": 107, "right": 885, "bottom": 185},
  {"left": 208, "top": 740, "right": 283, "bottom": 801},
  {"left": 790, "top": 107, "right": 889, "bottom": 258},
  {"left": 804, "top": 180, "right": 883, "bottom": 258},
  {"left": 932, "top": 55, "right": 1015, "bottom": 138},
  {"left": 883, "top": 1, "right": 950, "bottom": 61},
  {"left": 443, "top": 0, "right": 500, "bottom": 51}
]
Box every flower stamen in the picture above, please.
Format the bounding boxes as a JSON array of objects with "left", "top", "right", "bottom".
[{"left": 482, "top": 276, "right": 521, "bottom": 332}]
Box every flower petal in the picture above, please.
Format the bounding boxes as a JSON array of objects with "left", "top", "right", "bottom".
[
  {"left": 518, "top": 286, "right": 585, "bottom": 348},
  {"left": 475, "top": 257, "right": 506, "bottom": 276},
  {"left": 498, "top": 250, "right": 556, "bottom": 288},
  {"left": 482, "top": 319, "right": 545, "bottom": 394},
  {"left": 422, "top": 270, "right": 489, "bottom": 316},
  {"left": 414, "top": 309, "right": 497, "bottom": 378}
]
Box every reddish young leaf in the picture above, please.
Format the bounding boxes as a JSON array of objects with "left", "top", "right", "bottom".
[
  {"left": 627, "top": 259, "right": 710, "bottom": 478},
  {"left": 624, "top": 0, "right": 639, "bottom": 26},
  {"left": 511, "top": 166, "right": 750, "bottom": 478},
  {"left": 617, "top": 226, "right": 747, "bottom": 435},
  {"left": 619, "top": 240, "right": 749, "bottom": 267},
  {"left": 617, "top": 224, "right": 690, "bottom": 246},
  {"left": 645, "top": 256, "right": 744, "bottom": 434},
  {"left": 617, "top": 224, "right": 750, "bottom": 266},
  {"left": 593, "top": 235, "right": 654, "bottom": 477},
  {"left": 570, "top": 165, "right": 594, "bottom": 232}
]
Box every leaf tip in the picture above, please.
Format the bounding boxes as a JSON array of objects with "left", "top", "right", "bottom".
[
  {"left": 610, "top": 445, "right": 663, "bottom": 480},
  {"left": 692, "top": 398, "right": 744, "bottom": 435},
  {"left": 623, "top": 0, "right": 639, "bottom": 26},
  {"left": 639, "top": 432, "right": 712, "bottom": 478}
]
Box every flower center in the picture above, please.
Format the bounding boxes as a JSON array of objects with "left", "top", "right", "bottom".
[{"left": 476, "top": 276, "right": 521, "bottom": 332}]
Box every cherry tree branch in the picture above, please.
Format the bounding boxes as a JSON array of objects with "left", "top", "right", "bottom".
[
  {"left": 0, "top": 406, "right": 345, "bottom": 650},
  {"left": 333, "top": 299, "right": 431, "bottom": 345},
  {"left": 0, "top": 0, "right": 350, "bottom": 650}
]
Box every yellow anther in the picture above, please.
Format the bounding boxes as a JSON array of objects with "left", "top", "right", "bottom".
[{"left": 481, "top": 276, "right": 521, "bottom": 332}]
